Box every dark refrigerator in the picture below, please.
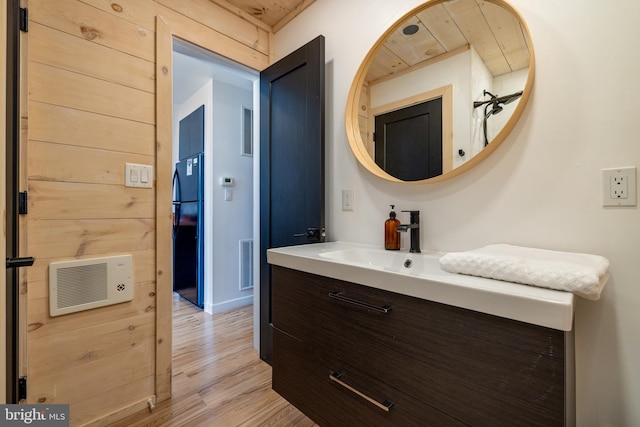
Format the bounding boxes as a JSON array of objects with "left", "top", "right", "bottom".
[{"left": 172, "top": 152, "right": 205, "bottom": 308}]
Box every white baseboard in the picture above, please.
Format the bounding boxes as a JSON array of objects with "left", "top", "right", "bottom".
[{"left": 205, "top": 295, "right": 253, "bottom": 315}]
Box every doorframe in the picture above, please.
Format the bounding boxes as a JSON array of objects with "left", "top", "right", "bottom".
[
  {"left": 369, "top": 85, "right": 453, "bottom": 174},
  {"left": 155, "top": 15, "right": 267, "bottom": 402}
]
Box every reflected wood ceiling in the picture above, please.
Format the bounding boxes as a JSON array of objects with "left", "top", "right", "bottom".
[
  {"left": 216, "top": 0, "right": 529, "bottom": 80},
  {"left": 212, "top": 0, "right": 315, "bottom": 32},
  {"left": 367, "top": 0, "right": 531, "bottom": 83}
]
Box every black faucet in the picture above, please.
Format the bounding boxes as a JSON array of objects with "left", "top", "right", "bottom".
[{"left": 397, "top": 210, "right": 421, "bottom": 253}]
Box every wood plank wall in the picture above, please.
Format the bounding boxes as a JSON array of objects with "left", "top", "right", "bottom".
[{"left": 24, "top": 1, "right": 271, "bottom": 425}]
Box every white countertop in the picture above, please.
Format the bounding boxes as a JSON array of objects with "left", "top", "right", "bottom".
[{"left": 267, "top": 241, "right": 575, "bottom": 331}]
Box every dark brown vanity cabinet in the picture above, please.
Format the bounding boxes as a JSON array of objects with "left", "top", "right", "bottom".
[{"left": 271, "top": 266, "right": 567, "bottom": 427}]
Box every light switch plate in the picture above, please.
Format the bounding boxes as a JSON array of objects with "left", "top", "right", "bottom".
[
  {"left": 125, "top": 163, "right": 153, "bottom": 188},
  {"left": 601, "top": 166, "right": 636, "bottom": 207}
]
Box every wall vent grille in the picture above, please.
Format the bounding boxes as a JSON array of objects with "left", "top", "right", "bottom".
[
  {"left": 239, "top": 239, "right": 253, "bottom": 290},
  {"left": 49, "top": 255, "right": 134, "bottom": 317},
  {"left": 57, "top": 264, "right": 108, "bottom": 309}
]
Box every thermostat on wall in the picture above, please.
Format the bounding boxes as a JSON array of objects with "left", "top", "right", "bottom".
[{"left": 220, "top": 177, "right": 235, "bottom": 187}]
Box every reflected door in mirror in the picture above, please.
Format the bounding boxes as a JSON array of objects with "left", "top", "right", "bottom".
[{"left": 374, "top": 98, "right": 442, "bottom": 181}]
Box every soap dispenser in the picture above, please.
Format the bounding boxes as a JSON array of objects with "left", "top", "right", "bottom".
[{"left": 385, "top": 205, "right": 401, "bottom": 250}]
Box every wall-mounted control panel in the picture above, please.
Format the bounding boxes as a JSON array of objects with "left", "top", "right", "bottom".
[
  {"left": 125, "top": 163, "right": 153, "bottom": 188},
  {"left": 220, "top": 177, "right": 235, "bottom": 187}
]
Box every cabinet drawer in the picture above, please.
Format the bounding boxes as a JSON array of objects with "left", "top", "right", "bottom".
[
  {"left": 272, "top": 329, "right": 465, "bottom": 427},
  {"left": 272, "top": 266, "right": 565, "bottom": 426}
]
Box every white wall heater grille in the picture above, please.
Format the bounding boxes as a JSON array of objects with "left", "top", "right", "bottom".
[
  {"left": 239, "top": 239, "right": 253, "bottom": 290},
  {"left": 49, "top": 255, "right": 134, "bottom": 317}
]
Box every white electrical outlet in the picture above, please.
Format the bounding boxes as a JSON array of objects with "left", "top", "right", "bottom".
[
  {"left": 601, "top": 167, "right": 637, "bottom": 207},
  {"left": 610, "top": 176, "right": 628, "bottom": 199},
  {"left": 342, "top": 189, "right": 354, "bottom": 211}
]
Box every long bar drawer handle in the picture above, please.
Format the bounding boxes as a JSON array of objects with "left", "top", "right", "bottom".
[
  {"left": 329, "top": 372, "right": 394, "bottom": 412},
  {"left": 328, "top": 292, "right": 392, "bottom": 313}
]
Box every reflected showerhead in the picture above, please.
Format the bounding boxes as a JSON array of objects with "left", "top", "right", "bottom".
[
  {"left": 474, "top": 90, "right": 497, "bottom": 109},
  {"left": 474, "top": 89, "right": 523, "bottom": 147},
  {"left": 484, "top": 103, "right": 502, "bottom": 120},
  {"left": 473, "top": 90, "right": 523, "bottom": 109},
  {"left": 495, "top": 91, "right": 523, "bottom": 105}
]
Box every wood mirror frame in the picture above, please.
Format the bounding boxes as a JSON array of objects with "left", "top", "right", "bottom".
[{"left": 345, "top": 0, "right": 535, "bottom": 184}]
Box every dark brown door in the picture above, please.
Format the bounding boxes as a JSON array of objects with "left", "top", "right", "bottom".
[
  {"left": 375, "top": 98, "right": 442, "bottom": 181},
  {"left": 259, "top": 36, "right": 325, "bottom": 362}
]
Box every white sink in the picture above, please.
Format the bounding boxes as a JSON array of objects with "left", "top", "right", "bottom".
[
  {"left": 319, "top": 247, "right": 447, "bottom": 276},
  {"left": 267, "top": 241, "right": 575, "bottom": 331}
]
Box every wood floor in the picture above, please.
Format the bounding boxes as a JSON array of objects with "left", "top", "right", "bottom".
[{"left": 109, "top": 294, "right": 317, "bottom": 427}]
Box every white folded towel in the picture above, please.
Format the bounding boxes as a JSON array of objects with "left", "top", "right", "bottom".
[{"left": 439, "top": 244, "right": 610, "bottom": 300}]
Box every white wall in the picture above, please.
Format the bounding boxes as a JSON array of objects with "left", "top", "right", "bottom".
[
  {"left": 275, "top": 0, "right": 640, "bottom": 425},
  {"left": 210, "top": 80, "right": 254, "bottom": 313},
  {"left": 470, "top": 46, "right": 494, "bottom": 156}
]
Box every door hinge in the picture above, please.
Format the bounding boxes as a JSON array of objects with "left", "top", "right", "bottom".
[
  {"left": 18, "top": 377, "right": 27, "bottom": 401},
  {"left": 18, "top": 191, "right": 28, "bottom": 214},
  {"left": 372, "top": 132, "right": 376, "bottom": 142},
  {"left": 19, "top": 7, "right": 28, "bottom": 32}
]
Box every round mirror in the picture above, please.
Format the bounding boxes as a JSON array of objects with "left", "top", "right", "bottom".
[{"left": 345, "top": 0, "right": 535, "bottom": 183}]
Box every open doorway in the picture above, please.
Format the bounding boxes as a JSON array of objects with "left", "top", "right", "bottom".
[{"left": 171, "top": 39, "right": 258, "bottom": 316}]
